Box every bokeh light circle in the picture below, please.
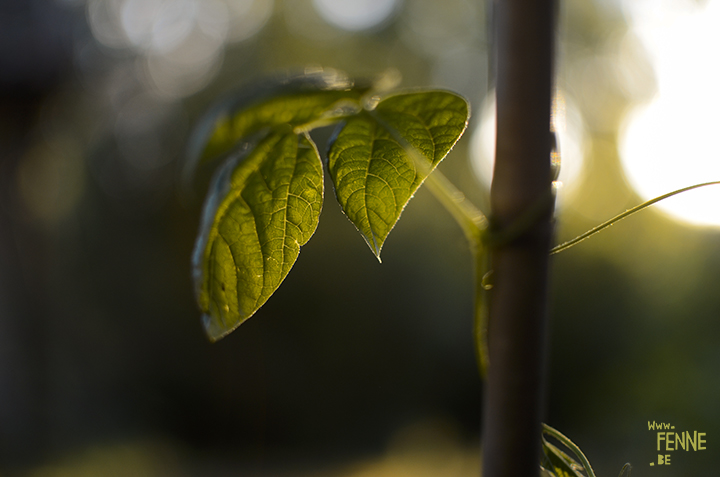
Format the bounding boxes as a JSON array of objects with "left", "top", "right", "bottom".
[{"left": 312, "top": 0, "right": 399, "bottom": 31}]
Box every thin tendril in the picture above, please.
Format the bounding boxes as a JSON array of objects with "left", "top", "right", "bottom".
[{"left": 551, "top": 181, "right": 720, "bottom": 255}]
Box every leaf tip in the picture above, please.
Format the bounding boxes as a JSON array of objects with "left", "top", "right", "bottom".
[
  {"left": 363, "top": 231, "right": 383, "bottom": 262},
  {"left": 202, "top": 313, "right": 235, "bottom": 343}
]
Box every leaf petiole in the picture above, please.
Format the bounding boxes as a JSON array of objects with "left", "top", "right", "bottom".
[
  {"left": 422, "top": 168, "right": 490, "bottom": 377},
  {"left": 424, "top": 169, "right": 487, "bottom": 248}
]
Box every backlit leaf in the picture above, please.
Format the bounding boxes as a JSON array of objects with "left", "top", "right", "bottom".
[
  {"left": 184, "top": 70, "right": 366, "bottom": 183},
  {"left": 192, "top": 127, "right": 323, "bottom": 341},
  {"left": 327, "top": 91, "right": 469, "bottom": 258}
]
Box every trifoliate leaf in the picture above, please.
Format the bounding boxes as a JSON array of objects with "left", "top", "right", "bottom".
[
  {"left": 192, "top": 127, "right": 323, "bottom": 341},
  {"left": 327, "top": 91, "right": 469, "bottom": 258}
]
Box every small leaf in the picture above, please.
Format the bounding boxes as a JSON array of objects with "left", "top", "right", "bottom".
[
  {"left": 184, "top": 70, "right": 367, "bottom": 183},
  {"left": 542, "top": 436, "right": 586, "bottom": 477},
  {"left": 327, "top": 91, "right": 469, "bottom": 258},
  {"left": 542, "top": 424, "right": 598, "bottom": 477},
  {"left": 540, "top": 466, "right": 558, "bottom": 477},
  {"left": 192, "top": 127, "right": 323, "bottom": 341}
]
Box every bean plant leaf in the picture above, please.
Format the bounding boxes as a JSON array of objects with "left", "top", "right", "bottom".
[
  {"left": 541, "top": 424, "right": 598, "bottom": 477},
  {"left": 184, "top": 70, "right": 367, "bottom": 183},
  {"left": 541, "top": 436, "right": 586, "bottom": 477},
  {"left": 327, "top": 91, "right": 469, "bottom": 259},
  {"left": 540, "top": 467, "right": 558, "bottom": 477},
  {"left": 192, "top": 127, "right": 324, "bottom": 341}
]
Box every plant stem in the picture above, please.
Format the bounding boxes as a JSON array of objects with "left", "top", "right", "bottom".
[
  {"left": 424, "top": 169, "right": 487, "bottom": 247},
  {"left": 482, "top": 1, "right": 557, "bottom": 476},
  {"left": 423, "top": 170, "right": 491, "bottom": 376},
  {"left": 474, "top": 246, "right": 491, "bottom": 377}
]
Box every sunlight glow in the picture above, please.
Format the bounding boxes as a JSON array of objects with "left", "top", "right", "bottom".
[{"left": 619, "top": 0, "right": 720, "bottom": 226}]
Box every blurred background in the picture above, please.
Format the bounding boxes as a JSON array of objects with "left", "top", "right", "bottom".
[{"left": 1, "top": 0, "right": 719, "bottom": 475}]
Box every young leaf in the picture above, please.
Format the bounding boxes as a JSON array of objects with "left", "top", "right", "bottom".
[
  {"left": 540, "top": 466, "right": 558, "bottom": 477},
  {"left": 327, "top": 91, "right": 469, "bottom": 258},
  {"left": 184, "top": 70, "right": 366, "bottom": 184},
  {"left": 192, "top": 127, "right": 324, "bottom": 341},
  {"left": 542, "top": 424, "right": 598, "bottom": 477},
  {"left": 542, "top": 435, "right": 586, "bottom": 477}
]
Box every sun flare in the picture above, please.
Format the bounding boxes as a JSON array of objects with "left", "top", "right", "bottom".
[{"left": 620, "top": 0, "right": 720, "bottom": 227}]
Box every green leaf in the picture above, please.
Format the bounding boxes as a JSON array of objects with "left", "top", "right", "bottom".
[
  {"left": 184, "top": 70, "right": 367, "bottom": 183},
  {"left": 541, "top": 436, "right": 586, "bottom": 477},
  {"left": 540, "top": 466, "right": 558, "bottom": 477},
  {"left": 327, "top": 91, "right": 469, "bottom": 259},
  {"left": 192, "top": 127, "right": 324, "bottom": 341},
  {"left": 542, "top": 424, "right": 597, "bottom": 477}
]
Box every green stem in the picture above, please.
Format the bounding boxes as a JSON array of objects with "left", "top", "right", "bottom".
[
  {"left": 423, "top": 170, "right": 491, "bottom": 377},
  {"left": 474, "top": 248, "right": 491, "bottom": 377},
  {"left": 424, "top": 169, "right": 487, "bottom": 247},
  {"left": 551, "top": 181, "right": 720, "bottom": 255}
]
